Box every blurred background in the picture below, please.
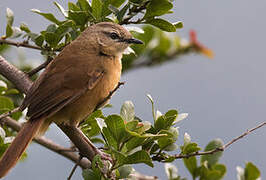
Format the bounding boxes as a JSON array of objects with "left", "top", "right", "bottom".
[{"left": 0, "top": 0, "right": 265, "bottom": 179}]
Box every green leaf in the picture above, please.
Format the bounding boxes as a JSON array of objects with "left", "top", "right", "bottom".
[
  {"left": 82, "top": 169, "right": 101, "bottom": 180},
  {"left": 244, "top": 162, "right": 261, "bottom": 180},
  {"left": 20, "top": 23, "right": 31, "bottom": 33},
  {"left": 77, "top": 0, "right": 92, "bottom": 12},
  {"left": 144, "top": 0, "right": 173, "bottom": 18},
  {"left": 126, "top": 136, "right": 145, "bottom": 151},
  {"left": 31, "top": 9, "right": 60, "bottom": 25},
  {"left": 102, "top": 127, "right": 118, "bottom": 149},
  {"left": 200, "top": 139, "right": 223, "bottom": 168},
  {"left": 54, "top": 2, "right": 68, "bottom": 17},
  {"left": 155, "top": 115, "right": 165, "bottom": 131},
  {"left": 182, "top": 142, "right": 201, "bottom": 154},
  {"left": 102, "top": 0, "right": 126, "bottom": 17},
  {"left": 92, "top": 0, "right": 103, "bottom": 21},
  {"left": 213, "top": 164, "right": 226, "bottom": 178},
  {"left": 118, "top": 165, "right": 133, "bottom": 179},
  {"left": 123, "top": 150, "right": 153, "bottom": 167},
  {"left": 0, "top": 81, "right": 7, "bottom": 92},
  {"left": 33, "top": 35, "right": 44, "bottom": 47},
  {"left": 183, "top": 156, "right": 197, "bottom": 179},
  {"left": 0, "top": 96, "right": 14, "bottom": 112},
  {"left": 164, "top": 109, "right": 178, "bottom": 128},
  {"left": 6, "top": 24, "right": 13, "bottom": 38},
  {"left": 146, "top": 18, "right": 176, "bottom": 32},
  {"left": 120, "top": 101, "right": 135, "bottom": 122},
  {"left": 6, "top": 8, "right": 14, "bottom": 26},
  {"left": 44, "top": 32, "right": 59, "bottom": 48},
  {"left": 117, "top": 4, "right": 129, "bottom": 22},
  {"left": 105, "top": 115, "right": 128, "bottom": 144},
  {"left": 174, "top": 21, "right": 183, "bottom": 29}
]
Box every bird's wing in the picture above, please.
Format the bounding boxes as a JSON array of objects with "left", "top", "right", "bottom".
[{"left": 21, "top": 54, "right": 104, "bottom": 120}]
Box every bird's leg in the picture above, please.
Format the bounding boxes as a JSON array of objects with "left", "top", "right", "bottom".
[{"left": 58, "top": 124, "right": 112, "bottom": 163}]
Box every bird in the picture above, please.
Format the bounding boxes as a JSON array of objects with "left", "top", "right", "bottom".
[{"left": 0, "top": 22, "right": 143, "bottom": 178}]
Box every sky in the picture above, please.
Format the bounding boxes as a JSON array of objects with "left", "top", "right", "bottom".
[{"left": 0, "top": 0, "right": 265, "bottom": 179}]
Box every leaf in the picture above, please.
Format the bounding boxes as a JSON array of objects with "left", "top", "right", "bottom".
[
  {"left": 20, "top": 23, "right": 31, "bottom": 33},
  {"left": 200, "top": 139, "right": 223, "bottom": 168},
  {"left": 104, "top": 115, "right": 128, "bottom": 145},
  {"left": 174, "top": 21, "right": 183, "bottom": 29},
  {"left": 173, "top": 113, "right": 188, "bottom": 125},
  {"left": 244, "top": 162, "right": 261, "bottom": 180},
  {"left": 120, "top": 101, "right": 135, "bottom": 122},
  {"left": 123, "top": 150, "right": 153, "bottom": 167},
  {"left": 182, "top": 142, "right": 201, "bottom": 154},
  {"left": 118, "top": 165, "right": 133, "bottom": 179},
  {"left": 164, "top": 109, "right": 178, "bottom": 128},
  {"left": 236, "top": 166, "right": 245, "bottom": 180},
  {"left": 0, "top": 80, "right": 7, "bottom": 92},
  {"left": 102, "top": 0, "right": 126, "bottom": 17},
  {"left": 183, "top": 156, "right": 197, "bottom": 179},
  {"left": 92, "top": 0, "right": 103, "bottom": 21},
  {"left": 31, "top": 9, "right": 60, "bottom": 25},
  {"left": 77, "top": 0, "right": 92, "bottom": 12},
  {"left": 146, "top": 18, "right": 176, "bottom": 32},
  {"left": 117, "top": 3, "right": 129, "bottom": 22},
  {"left": 0, "top": 127, "right": 5, "bottom": 140},
  {"left": 82, "top": 169, "right": 101, "bottom": 180},
  {"left": 44, "top": 32, "right": 59, "bottom": 48},
  {"left": 6, "top": 8, "right": 14, "bottom": 26},
  {"left": 0, "top": 96, "right": 14, "bottom": 111},
  {"left": 6, "top": 24, "right": 13, "bottom": 38},
  {"left": 54, "top": 2, "right": 68, "bottom": 17},
  {"left": 213, "top": 164, "right": 226, "bottom": 178},
  {"left": 102, "top": 127, "right": 118, "bottom": 149},
  {"left": 33, "top": 35, "right": 44, "bottom": 47},
  {"left": 144, "top": 0, "right": 173, "bottom": 18},
  {"left": 165, "top": 163, "right": 178, "bottom": 179}
]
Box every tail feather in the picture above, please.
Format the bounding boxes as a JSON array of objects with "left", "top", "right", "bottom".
[{"left": 0, "top": 118, "right": 44, "bottom": 178}]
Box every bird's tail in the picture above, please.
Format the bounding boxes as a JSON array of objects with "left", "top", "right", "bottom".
[{"left": 0, "top": 118, "right": 44, "bottom": 178}]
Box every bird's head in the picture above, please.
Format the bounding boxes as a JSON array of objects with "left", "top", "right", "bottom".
[{"left": 87, "top": 22, "right": 143, "bottom": 56}]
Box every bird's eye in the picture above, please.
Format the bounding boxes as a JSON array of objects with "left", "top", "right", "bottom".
[{"left": 109, "top": 32, "right": 119, "bottom": 40}]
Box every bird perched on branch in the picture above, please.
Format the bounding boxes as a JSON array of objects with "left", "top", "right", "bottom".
[{"left": 0, "top": 22, "right": 143, "bottom": 178}]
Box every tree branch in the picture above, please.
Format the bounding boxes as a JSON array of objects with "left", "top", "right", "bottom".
[
  {"left": 0, "top": 38, "right": 43, "bottom": 51},
  {"left": 26, "top": 56, "right": 53, "bottom": 76},
  {"left": 153, "top": 121, "right": 266, "bottom": 161},
  {"left": 3, "top": 116, "right": 90, "bottom": 169},
  {"left": 0, "top": 55, "right": 32, "bottom": 93}
]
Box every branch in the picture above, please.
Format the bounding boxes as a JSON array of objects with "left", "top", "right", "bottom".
[
  {"left": 26, "top": 56, "right": 53, "bottom": 76},
  {"left": 0, "top": 55, "right": 32, "bottom": 93},
  {"left": 3, "top": 116, "right": 90, "bottom": 169},
  {"left": 153, "top": 121, "right": 266, "bottom": 161},
  {"left": 94, "top": 81, "right": 125, "bottom": 110},
  {"left": 0, "top": 38, "right": 43, "bottom": 51}
]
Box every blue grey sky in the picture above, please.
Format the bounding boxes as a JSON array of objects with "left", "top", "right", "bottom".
[{"left": 0, "top": 0, "right": 265, "bottom": 179}]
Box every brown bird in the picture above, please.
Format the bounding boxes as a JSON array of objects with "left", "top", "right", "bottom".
[{"left": 0, "top": 22, "right": 143, "bottom": 178}]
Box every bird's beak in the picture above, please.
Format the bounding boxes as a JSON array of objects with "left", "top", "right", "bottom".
[{"left": 125, "top": 38, "right": 143, "bottom": 44}]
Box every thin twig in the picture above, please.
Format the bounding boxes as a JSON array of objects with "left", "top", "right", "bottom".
[
  {"left": 94, "top": 81, "right": 125, "bottom": 110},
  {"left": 0, "top": 38, "right": 63, "bottom": 52},
  {"left": 67, "top": 155, "right": 83, "bottom": 180},
  {"left": 27, "top": 56, "right": 53, "bottom": 76},
  {"left": 0, "top": 38, "right": 43, "bottom": 50},
  {"left": 0, "top": 107, "right": 20, "bottom": 125},
  {"left": 153, "top": 121, "right": 266, "bottom": 161}
]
